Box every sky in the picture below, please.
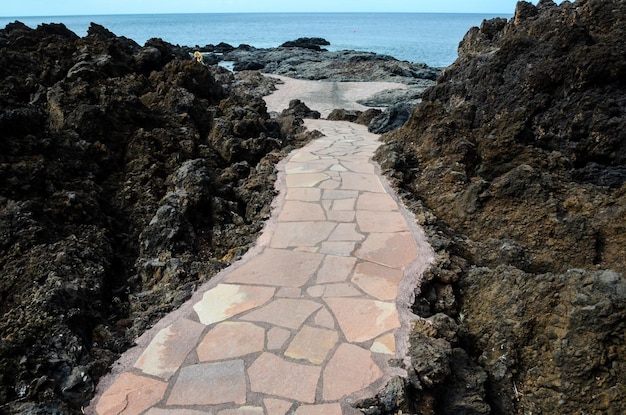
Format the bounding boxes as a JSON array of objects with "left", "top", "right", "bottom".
[{"left": 1, "top": 0, "right": 543, "bottom": 17}]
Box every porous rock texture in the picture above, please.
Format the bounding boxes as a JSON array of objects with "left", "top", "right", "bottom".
[
  {"left": 0, "top": 22, "right": 313, "bottom": 414},
  {"left": 376, "top": 1, "right": 626, "bottom": 414}
]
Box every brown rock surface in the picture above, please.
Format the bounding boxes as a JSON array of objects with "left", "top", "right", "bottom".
[{"left": 375, "top": 0, "right": 626, "bottom": 413}]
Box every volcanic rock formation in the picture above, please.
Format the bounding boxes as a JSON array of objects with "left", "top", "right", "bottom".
[
  {"left": 375, "top": 1, "right": 626, "bottom": 413},
  {"left": 0, "top": 21, "right": 314, "bottom": 414}
]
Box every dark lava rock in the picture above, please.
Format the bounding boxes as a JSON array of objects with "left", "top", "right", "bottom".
[
  {"left": 354, "top": 377, "right": 406, "bottom": 415},
  {"left": 368, "top": 103, "right": 413, "bottom": 134},
  {"left": 327, "top": 108, "right": 361, "bottom": 123},
  {"left": 326, "top": 108, "right": 385, "bottom": 128},
  {"left": 280, "top": 37, "right": 330, "bottom": 51},
  {"left": 356, "top": 84, "right": 428, "bottom": 108},
  {"left": 280, "top": 99, "right": 321, "bottom": 119},
  {"left": 0, "top": 21, "right": 312, "bottom": 414},
  {"left": 214, "top": 41, "right": 235, "bottom": 53},
  {"left": 375, "top": 0, "right": 626, "bottom": 413}
]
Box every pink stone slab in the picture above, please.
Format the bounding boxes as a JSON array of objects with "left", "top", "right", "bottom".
[
  {"left": 322, "top": 343, "right": 383, "bottom": 401},
  {"left": 294, "top": 403, "right": 343, "bottom": 415},
  {"left": 294, "top": 246, "right": 320, "bottom": 253},
  {"left": 193, "top": 284, "right": 275, "bottom": 326},
  {"left": 284, "top": 325, "right": 339, "bottom": 364},
  {"left": 326, "top": 210, "right": 356, "bottom": 222},
  {"left": 331, "top": 198, "right": 356, "bottom": 211},
  {"left": 95, "top": 373, "right": 167, "bottom": 415},
  {"left": 218, "top": 407, "right": 264, "bottom": 415},
  {"left": 306, "top": 285, "right": 325, "bottom": 297},
  {"left": 318, "top": 179, "right": 340, "bottom": 189},
  {"left": 356, "top": 210, "right": 409, "bottom": 233},
  {"left": 286, "top": 173, "right": 328, "bottom": 188},
  {"left": 352, "top": 261, "right": 404, "bottom": 301},
  {"left": 264, "top": 398, "right": 293, "bottom": 415},
  {"left": 355, "top": 232, "right": 418, "bottom": 269},
  {"left": 330, "top": 164, "right": 348, "bottom": 172},
  {"left": 313, "top": 308, "right": 336, "bottom": 329},
  {"left": 306, "top": 283, "right": 362, "bottom": 298},
  {"left": 267, "top": 326, "right": 292, "bottom": 350},
  {"left": 197, "top": 322, "right": 265, "bottom": 362},
  {"left": 319, "top": 241, "right": 356, "bottom": 256},
  {"left": 324, "top": 297, "right": 400, "bottom": 343},
  {"left": 286, "top": 188, "right": 322, "bottom": 202},
  {"left": 316, "top": 255, "right": 356, "bottom": 283},
  {"left": 167, "top": 361, "right": 246, "bottom": 406},
  {"left": 241, "top": 298, "right": 322, "bottom": 330},
  {"left": 248, "top": 353, "right": 321, "bottom": 403},
  {"left": 225, "top": 248, "right": 323, "bottom": 287},
  {"left": 270, "top": 221, "right": 336, "bottom": 248},
  {"left": 322, "top": 190, "right": 359, "bottom": 200},
  {"left": 370, "top": 333, "right": 396, "bottom": 355},
  {"left": 340, "top": 172, "right": 385, "bottom": 193},
  {"left": 356, "top": 192, "right": 398, "bottom": 211},
  {"left": 285, "top": 160, "right": 334, "bottom": 174},
  {"left": 327, "top": 223, "right": 364, "bottom": 242},
  {"left": 134, "top": 318, "right": 204, "bottom": 380},
  {"left": 342, "top": 161, "right": 377, "bottom": 174},
  {"left": 278, "top": 201, "right": 326, "bottom": 222}
]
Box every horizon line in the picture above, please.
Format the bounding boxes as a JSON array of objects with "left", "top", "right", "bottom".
[{"left": 2, "top": 11, "right": 513, "bottom": 19}]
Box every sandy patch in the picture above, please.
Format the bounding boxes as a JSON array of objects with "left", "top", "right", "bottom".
[{"left": 263, "top": 74, "right": 407, "bottom": 118}]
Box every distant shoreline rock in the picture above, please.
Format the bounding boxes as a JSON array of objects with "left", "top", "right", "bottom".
[{"left": 183, "top": 38, "right": 441, "bottom": 85}]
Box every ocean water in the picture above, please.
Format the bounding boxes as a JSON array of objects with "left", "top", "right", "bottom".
[{"left": 0, "top": 13, "right": 511, "bottom": 67}]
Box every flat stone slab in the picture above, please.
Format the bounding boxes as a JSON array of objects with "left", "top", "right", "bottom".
[
  {"left": 134, "top": 319, "right": 204, "bottom": 380},
  {"left": 197, "top": 322, "right": 265, "bottom": 361},
  {"left": 322, "top": 343, "right": 383, "bottom": 401},
  {"left": 225, "top": 248, "right": 324, "bottom": 287},
  {"left": 96, "top": 373, "right": 167, "bottom": 415},
  {"left": 294, "top": 403, "right": 343, "bottom": 415},
  {"left": 193, "top": 284, "right": 275, "bottom": 326},
  {"left": 316, "top": 255, "right": 357, "bottom": 283},
  {"left": 356, "top": 210, "right": 409, "bottom": 233},
  {"left": 355, "top": 231, "right": 419, "bottom": 268},
  {"left": 285, "top": 325, "right": 339, "bottom": 364},
  {"left": 167, "top": 361, "right": 247, "bottom": 406},
  {"left": 248, "top": 353, "right": 321, "bottom": 403},
  {"left": 270, "top": 221, "right": 336, "bottom": 248},
  {"left": 241, "top": 298, "right": 322, "bottom": 330},
  {"left": 89, "top": 77, "right": 434, "bottom": 415},
  {"left": 325, "top": 297, "right": 400, "bottom": 343},
  {"left": 352, "top": 261, "right": 404, "bottom": 301}
]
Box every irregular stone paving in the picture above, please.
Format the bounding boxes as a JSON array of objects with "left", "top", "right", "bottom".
[{"left": 89, "top": 118, "right": 433, "bottom": 415}]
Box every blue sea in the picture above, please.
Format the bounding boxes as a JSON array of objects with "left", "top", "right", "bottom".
[{"left": 0, "top": 13, "right": 511, "bottom": 67}]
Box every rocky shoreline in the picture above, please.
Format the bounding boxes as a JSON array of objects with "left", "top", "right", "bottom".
[{"left": 194, "top": 38, "right": 438, "bottom": 116}]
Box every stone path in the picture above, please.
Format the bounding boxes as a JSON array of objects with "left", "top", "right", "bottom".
[{"left": 88, "top": 79, "right": 433, "bottom": 415}]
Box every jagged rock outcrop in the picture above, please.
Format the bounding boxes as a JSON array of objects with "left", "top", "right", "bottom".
[
  {"left": 368, "top": 103, "right": 414, "bottom": 134},
  {"left": 0, "top": 21, "right": 312, "bottom": 414},
  {"left": 375, "top": 0, "right": 626, "bottom": 413}
]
